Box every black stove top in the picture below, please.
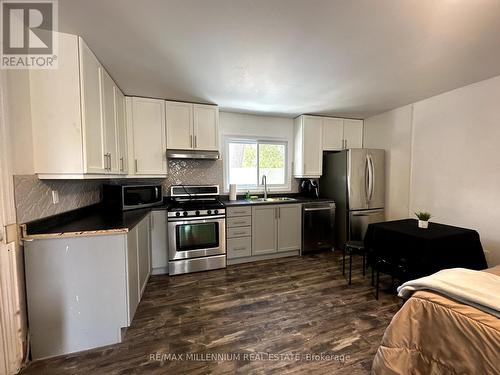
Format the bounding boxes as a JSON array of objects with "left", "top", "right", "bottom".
[{"left": 168, "top": 198, "right": 224, "bottom": 212}]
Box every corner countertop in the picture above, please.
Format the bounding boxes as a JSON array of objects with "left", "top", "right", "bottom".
[{"left": 22, "top": 203, "right": 171, "bottom": 240}]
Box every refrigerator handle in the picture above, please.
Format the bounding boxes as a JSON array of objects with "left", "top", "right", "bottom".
[
  {"left": 368, "top": 154, "right": 375, "bottom": 202},
  {"left": 364, "top": 155, "right": 370, "bottom": 203}
]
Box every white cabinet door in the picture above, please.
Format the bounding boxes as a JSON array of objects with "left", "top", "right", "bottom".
[
  {"left": 100, "top": 69, "right": 119, "bottom": 173},
  {"left": 252, "top": 205, "right": 277, "bottom": 255},
  {"left": 302, "top": 116, "right": 323, "bottom": 176},
  {"left": 79, "top": 38, "right": 105, "bottom": 174},
  {"left": 137, "top": 216, "right": 151, "bottom": 296},
  {"left": 193, "top": 105, "right": 219, "bottom": 150},
  {"left": 343, "top": 119, "right": 363, "bottom": 149},
  {"left": 151, "top": 210, "right": 168, "bottom": 274},
  {"left": 114, "top": 87, "right": 128, "bottom": 174},
  {"left": 322, "top": 117, "right": 344, "bottom": 151},
  {"left": 131, "top": 97, "right": 167, "bottom": 175},
  {"left": 166, "top": 101, "right": 193, "bottom": 150},
  {"left": 277, "top": 204, "right": 301, "bottom": 252},
  {"left": 126, "top": 226, "right": 139, "bottom": 323}
]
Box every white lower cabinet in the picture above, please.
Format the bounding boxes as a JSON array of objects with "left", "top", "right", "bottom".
[
  {"left": 277, "top": 204, "right": 302, "bottom": 252},
  {"left": 252, "top": 204, "right": 302, "bottom": 255},
  {"left": 226, "top": 206, "right": 252, "bottom": 259},
  {"left": 150, "top": 210, "right": 168, "bottom": 275},
  {"left": 252, "top": 205, "right": 278, "bottom": 255},
  {"left": 24, "top": 214, "right": 152, "bottom": 360},
  {"left": 126, "top": 227, "right": 140, "bottom": 321},
  {"left": 137, "top": 215, "right": 151, "bottom": 297}
]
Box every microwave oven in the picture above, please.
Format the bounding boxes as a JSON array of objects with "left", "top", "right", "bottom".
[{"left": 103, "top": 184, "right": 163, "bottom": 211}]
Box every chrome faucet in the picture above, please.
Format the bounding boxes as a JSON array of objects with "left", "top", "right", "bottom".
[{"left": 262, "top": 175, "right": 268, "bottom": 199}]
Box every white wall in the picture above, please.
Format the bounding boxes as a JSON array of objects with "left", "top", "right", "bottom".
[
  {"left": 364, "top": 105, "right": 413, "bottom": 220},
  {"left": 219, "top": 111, "right": 298, "bottom": 193},
  {"left": 364, "top": 75, "right": 500, "bottom": 266}
]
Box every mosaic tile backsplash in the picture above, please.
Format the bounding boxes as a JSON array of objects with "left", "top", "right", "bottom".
[
  {"left": 14, "top": 175, "right": 103, "bottom": 223},
  {"left": 14, "top": 159, "right": 300, "bottom": 223}
]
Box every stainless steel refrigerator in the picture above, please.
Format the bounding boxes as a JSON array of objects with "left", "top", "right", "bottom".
[{"left": 319, "top": 149, "right": 385, "bottom": 250}]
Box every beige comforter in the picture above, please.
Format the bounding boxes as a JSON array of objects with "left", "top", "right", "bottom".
[{"left": 372, "top": 266, "right": 500, "bottom": 375}]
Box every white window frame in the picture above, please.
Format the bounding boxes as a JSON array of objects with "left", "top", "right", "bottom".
[{"left": 224, "top": 136, "right": 290, "bottom": 193}]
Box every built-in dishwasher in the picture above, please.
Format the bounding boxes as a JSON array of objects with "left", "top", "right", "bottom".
[{"left": 302, "top": 201, "right": 336, "bottom": 253}]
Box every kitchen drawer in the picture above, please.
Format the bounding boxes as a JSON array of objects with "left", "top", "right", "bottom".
[
  {"left": 227, "top": 206, "right": 252, "bottom": 217},
  {"left": 227, "top": 226, "right": 252, "bottom": 238},
  {"left": 227, "top": 237, "right": 252, "bottom": 259},
  {"left": 227, "top": 216, "right": 252, "bottom": 228}
]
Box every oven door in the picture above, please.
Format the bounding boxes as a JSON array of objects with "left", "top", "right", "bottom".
[{"left": 168, "top": 216, "right": 226, "bottom": 260}]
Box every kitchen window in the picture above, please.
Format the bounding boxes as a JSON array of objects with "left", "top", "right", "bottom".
[{"left": 224, "top": 137, "right": 289, "bottom": 191}]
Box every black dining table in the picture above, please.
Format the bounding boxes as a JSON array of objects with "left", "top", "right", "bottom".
[{"left": 364, "top": 219, "right": 487, "bottom": 279}]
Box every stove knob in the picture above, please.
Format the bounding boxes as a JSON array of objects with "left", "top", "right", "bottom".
[
  {"left": 214, "top": 209, "right": 219, "bottom": 215},
  {"left": 207, "top": 210, "right": 212, "bottom": 215},
  {"left": 195, "top": 210, "right": 200, "bottom": 216},
  {"left": 175, "top": 212, "right": 180, "bottom": 217},
  {"left": 183, "top": 211, "right": 188, "bottom": 217}
]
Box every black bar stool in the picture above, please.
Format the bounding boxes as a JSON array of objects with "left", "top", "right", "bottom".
[{"left": 342, "top": 241, "right": 366, "bottom": 285}]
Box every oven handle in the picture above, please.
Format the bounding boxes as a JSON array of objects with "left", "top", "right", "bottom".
[{"left": 168, "top": 215, "right": 226, "bottom": 222}]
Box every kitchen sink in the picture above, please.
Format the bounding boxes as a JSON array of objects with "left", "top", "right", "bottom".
[{"left": 246, "top": 197, "right": 297, "bottom": 203}]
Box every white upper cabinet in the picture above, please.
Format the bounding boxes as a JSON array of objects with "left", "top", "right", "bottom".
[
  {"left": 323, "top": 117, "right": 364, "bottom": 151},
  {"left": 128, "top": 97, "right": 167, "bottom": 176},
  {"left": 193, "top": 104, "right": 219, "bottom": 151},
  {"left": 30, "top": 33, "right": 127, "bottom": 178},
  {"left": 114, "top": 87, "right": 128, "bottom": 174},
  {"left": 293, "top": 115, "right": 323, "bottom": 178},
  {"left": 100, "top": 69, "right": 120, "bottom": 174},
  {"left": 166, "top": 102, "right": 219, "bottom": 151},
  {"left": 343, "top": 119, "right": 364, "bottom": 149},
  {"left": 79, "top": 39, "right": 106, "bottom": 174},
  {"left": 322, "top": 117, "right": 344, "bottom": 151},
  {"left": 166, "top": 101, "right": 192, "bottom": 149},
  {"left": 294, "top": 115, "right": 363, "bottom": 177}
]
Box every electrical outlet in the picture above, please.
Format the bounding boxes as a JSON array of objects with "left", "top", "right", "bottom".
[{"left": 51, "top": 190, "right": 59, "bottom": 204}]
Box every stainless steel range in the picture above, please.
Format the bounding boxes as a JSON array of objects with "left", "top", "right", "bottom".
[{"left": 167, "top": 185, "right": 226, "bottom": 275}]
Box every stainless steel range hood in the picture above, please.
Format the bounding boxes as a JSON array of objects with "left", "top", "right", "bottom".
[{"left": 166, "top": 149, "right": 220, "bottom": 160}]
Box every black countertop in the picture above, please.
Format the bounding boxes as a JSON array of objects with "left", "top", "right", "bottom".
[
  {"left": 23, "top": 202, "right": 171, "bottom": 238},
  {"left": 221, "top": 196, "right": 334, "bottom": 206},
  {"left": 23, "top": 195, "right": 334, "bottom": 238}
]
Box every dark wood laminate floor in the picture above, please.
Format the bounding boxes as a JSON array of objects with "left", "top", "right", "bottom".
[{"left": 21, "top": 252, "right": 400, "bottom": 375}]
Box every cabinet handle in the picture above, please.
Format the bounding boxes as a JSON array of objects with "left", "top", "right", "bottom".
[
  {"left": 233, "top": 221, "right": 246, "bottom": 225},
  {"left": 109, "top": 153, "right": 112, "bottom": 171},
  {"left": 233, "top": 231, "right": 246, "bottom": 235},
  {"left": 134, "top": 159, "right": 138, "bottom": 173},
  {"left": 233, "top": 247, "right": 247, "bottom": 251},
  {"left": 190, "top": 135, "right": 193, "bottom": 148},
  {"left": 275, "top": 207, "right": 277, "bottom": 219},
  {"left": 120, "top": 157, "right": 124, "bottom": 172},
  {"left": 194, "top": 135, "right": 197, "bottom": 148},
  {"left": 278, "top": 207, "right": 280, "bottom": 219}
]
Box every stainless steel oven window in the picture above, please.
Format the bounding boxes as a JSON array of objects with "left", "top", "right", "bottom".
[{"left": 176, "top": 222, "right": 220, "bottom": 251}]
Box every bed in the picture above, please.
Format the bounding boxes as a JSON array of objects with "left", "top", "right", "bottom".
[{"left": 372, "top": 266, "right": 500, "bottom": 374}]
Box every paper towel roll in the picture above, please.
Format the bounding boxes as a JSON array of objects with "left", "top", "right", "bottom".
[{"left": 229, "top": 184, "right": 237, "bottom": 201}]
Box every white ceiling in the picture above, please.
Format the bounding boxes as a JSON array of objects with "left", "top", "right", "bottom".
[{"left": 59, "top": 0, "right": 500, "bottom": 118}]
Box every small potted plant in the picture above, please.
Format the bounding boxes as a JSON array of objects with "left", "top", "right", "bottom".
[{"left": 415, "top": 212, "right": 431, "bottom": 229}]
